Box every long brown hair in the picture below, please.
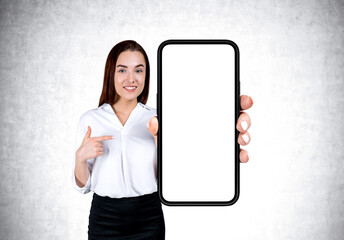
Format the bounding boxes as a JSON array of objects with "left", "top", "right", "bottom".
[{"left": 98, "top": 40, "right": 150, "bottom": 107}]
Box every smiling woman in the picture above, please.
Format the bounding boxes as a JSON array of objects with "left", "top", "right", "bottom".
[
  {"left": 99, "top": 40, "right": 151, "bottom": 108},
  {"left": 73, "top": 39, "right": 253, "bottom": 240},
  {"left": 72, "top": 40, "right": 165, "bottom": 240},
  {"left": 114, "top": 51, "right": 146, "bottom": 106}
]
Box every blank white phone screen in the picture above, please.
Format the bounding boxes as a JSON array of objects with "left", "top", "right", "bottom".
[{"left": 161, "top": 43, "right": 236, "bottom": 202}]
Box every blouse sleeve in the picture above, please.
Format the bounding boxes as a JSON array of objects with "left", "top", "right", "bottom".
[{"left": 71, "top": 115, "right": 92, "bottom": 194}]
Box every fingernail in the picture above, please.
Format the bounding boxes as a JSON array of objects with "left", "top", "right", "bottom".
[
  {"left": 146, "top": 120, "right": 150, "bottom": 128},
  {"left": 112, "top": 136, "right": 115, "bottom": 139},
  {"left": 242, "top": 134, "right": 249, "bottom": 143},
  {"left": 241, "top": 121, "right": 248, "bottom": 131}
]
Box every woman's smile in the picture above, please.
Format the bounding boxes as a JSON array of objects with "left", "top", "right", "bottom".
[{"left": 123, "top": 86, "right": 137, "bottom": 92}]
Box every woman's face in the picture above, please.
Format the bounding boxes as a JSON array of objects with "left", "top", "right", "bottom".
[{"left": 114, "top": 50, "right": 146, "bottom": 103}]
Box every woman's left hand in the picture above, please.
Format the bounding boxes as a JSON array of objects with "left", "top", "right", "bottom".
[{"left": 147, "top": 94, "right": 253, "bottom": 163}]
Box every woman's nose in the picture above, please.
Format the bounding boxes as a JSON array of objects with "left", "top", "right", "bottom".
[{"left": 128, "top": 71, "right": 136, "bottom": 82}]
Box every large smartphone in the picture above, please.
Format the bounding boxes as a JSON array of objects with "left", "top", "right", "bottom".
[{"left": 157, "top": 39, "right": 240, "bottom": 206}]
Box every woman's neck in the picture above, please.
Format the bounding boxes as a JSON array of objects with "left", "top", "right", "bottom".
[{"left": 112, "top": 98, "right": 138, "bottom": 115}]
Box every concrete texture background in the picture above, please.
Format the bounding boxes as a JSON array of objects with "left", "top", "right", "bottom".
[{"left": 0, "top": 0, "right": 343, "bottom": 239}]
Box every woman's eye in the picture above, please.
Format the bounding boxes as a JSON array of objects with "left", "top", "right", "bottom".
[
  {"left": 118, "top": 69, "right": 125, "bottom": 73},
  {"left": 136, "top": 70, "right": 143, "bottom": 73}
]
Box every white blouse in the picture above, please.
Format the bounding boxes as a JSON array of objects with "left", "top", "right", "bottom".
[{"left": 71, "top": 102, "right": 158, "bottom": 198}]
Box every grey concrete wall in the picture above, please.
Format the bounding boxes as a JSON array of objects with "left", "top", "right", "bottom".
[{"left": 0, "top": 0, "right": 343, "bottom": 239}]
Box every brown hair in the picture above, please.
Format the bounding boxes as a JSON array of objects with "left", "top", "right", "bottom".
[{"left": 98, "top": 40, "right": 150, "bottom": 107}]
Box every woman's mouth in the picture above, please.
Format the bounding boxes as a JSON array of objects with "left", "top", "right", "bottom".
[{"left": 124, "top": 86, "right": 137, "bottom": 92}]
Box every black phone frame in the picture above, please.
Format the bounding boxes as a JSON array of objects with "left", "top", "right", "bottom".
[{"left": 157, "top": 39, "right": 240, "bottom": 206}]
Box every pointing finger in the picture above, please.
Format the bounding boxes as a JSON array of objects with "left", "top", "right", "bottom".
[{"left": 92, "top": 135, "right": 115, "bottom": 142}]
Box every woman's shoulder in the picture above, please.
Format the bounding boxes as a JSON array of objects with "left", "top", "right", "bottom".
[
  {"left": 138, "top": 102, "right": 157, "bottom": 116},
  {"left": 78, "top": 102, "right": 156, "bottom": 122},
  {"left": 79, "top": 103, "right": 108, "bottom": 121}
]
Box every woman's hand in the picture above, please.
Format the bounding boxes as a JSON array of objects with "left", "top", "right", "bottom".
[
  {"left": 146, "top": 117, "right": 159, "bottom": 147},
  {"left": 147, "top": 95, "right": 253, "bottom": 163},
  {"left": 76, "top": 126, "right": 114, "bottom": 163},
  {"left": 236, "top": 95, "right": 253, "bottom": 163}
]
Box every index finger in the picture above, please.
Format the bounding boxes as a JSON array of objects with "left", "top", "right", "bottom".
[
  {"left": 240, "top": 95, "right": 253, "bottom": 110},
  {"left": 92, "top": 135, "right": 114, "bottom": 142}
]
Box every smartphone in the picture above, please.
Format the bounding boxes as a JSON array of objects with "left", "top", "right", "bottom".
[{"left": 157, "top": 39, "right": 240, "bottom": 206}]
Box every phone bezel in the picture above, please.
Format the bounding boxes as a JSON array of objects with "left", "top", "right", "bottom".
[{"left": 157, "top": 39, "right": 240, "bottom": 206}]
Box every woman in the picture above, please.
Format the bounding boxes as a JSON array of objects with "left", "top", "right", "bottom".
[{"left": 72, "top": 40, "right": 253, "bottom": 239}]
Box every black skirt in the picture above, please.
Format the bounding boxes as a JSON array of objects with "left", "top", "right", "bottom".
[{"left": 88, "top": 191, "right": 165, "bottom": 240}]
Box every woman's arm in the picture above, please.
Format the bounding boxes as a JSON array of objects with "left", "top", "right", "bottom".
[{"left": 74, "top": 152, "right": 90, "bottom": 188}]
